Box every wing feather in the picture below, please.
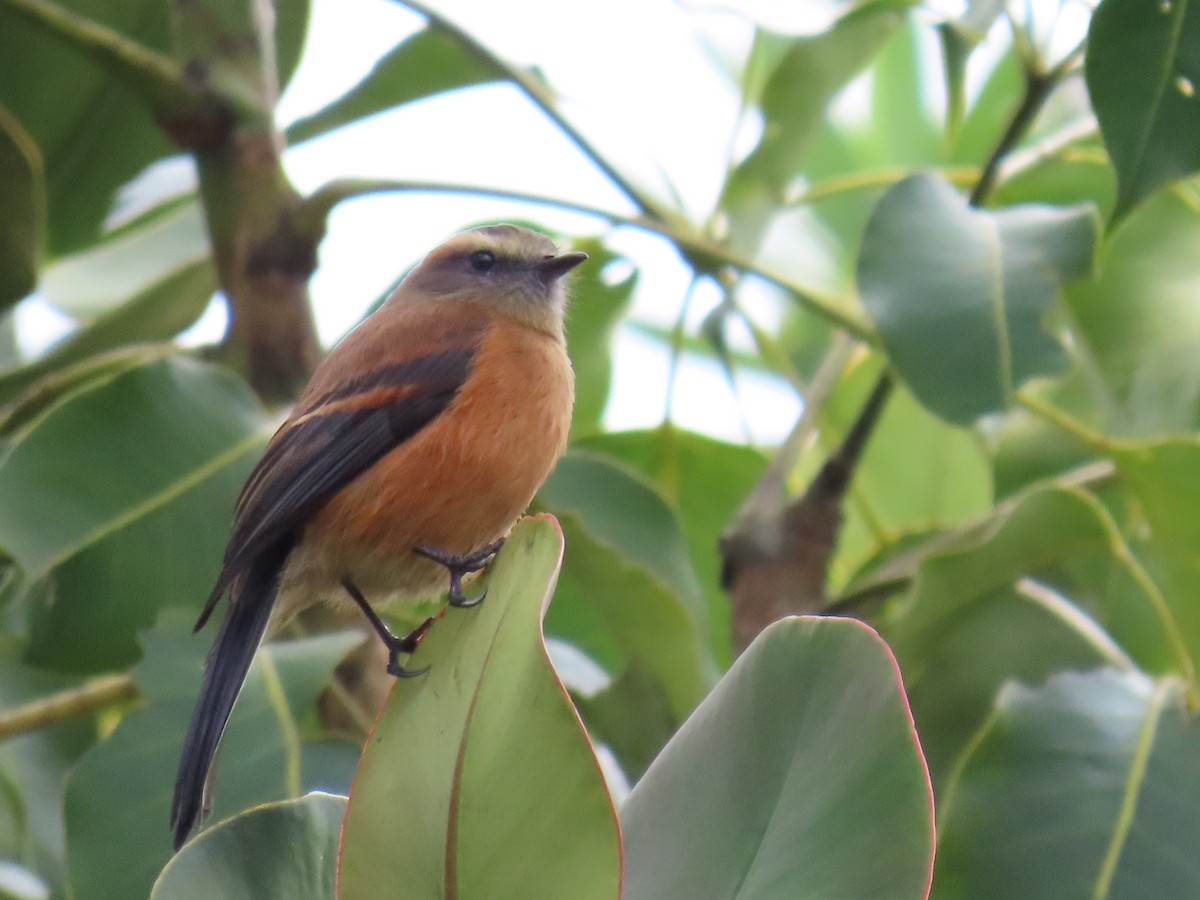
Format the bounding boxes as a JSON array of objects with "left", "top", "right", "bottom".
[{"left": 195, "top": 344, "right": 478, "bottom": 629}]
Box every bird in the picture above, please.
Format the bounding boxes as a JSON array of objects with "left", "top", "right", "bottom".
[{"left": 170, "top": 223, "right": 585, "bottom": 850}]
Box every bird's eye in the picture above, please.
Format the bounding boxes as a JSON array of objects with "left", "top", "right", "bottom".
[{"left": 469, "top": 250, "right": 495, "bottom": 273}]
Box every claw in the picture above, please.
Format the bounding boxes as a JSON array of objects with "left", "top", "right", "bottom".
[
  {"left": 413, "top": 540, "right": 503, "bottom": 609},
  {"left": 342, "top": 579, "right": 434, "bottom": 678}
]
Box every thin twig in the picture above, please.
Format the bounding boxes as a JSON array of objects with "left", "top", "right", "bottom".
[
  {"left": 0, "top": 674, "right": 139, "bottom": 742},
  {"left": 299, "top": 177, "right": 877, "bottom": 340}
]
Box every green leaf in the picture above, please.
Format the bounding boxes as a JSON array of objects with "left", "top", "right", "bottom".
[
  {"left": 1114, "top": 437, "right": 1200, "bottom": 675},
  {"left": 565, "top": 239, "right": 636, "bottom": 439},
  {"left": 38, "top": 201, "right": 209, "bottom": 318},
  {"left": 720, "top": 5, "right": 905, "bottom": 253},
  {"left": 1065, "top": 189, "right": 1200, "bottom": 434},
  {"left": 0, "top": 0, "right": 174, "bottom": 254},
  {"left": 151, "top": 793, "right": 345, "bottom": 900},
  {"left": 286, "top": 28, "right": 501, "bottom": 145},
  {"left": 621, "top": 616, "right": 934, "bottom": 900},
  {"left": 0, "top": 356, "right": 266, "bottom": 671},
  {"left": 0, "top": 260, "right": 216, "bottom": 407},
  {"left": 338, "top": 516, "right": 621, "bottom": 900},
  {"left": 1086, "top": 0, "right": 1200, "bottom": 222},
  {"left": 935, "top": 670, "right": 1200, "bottom": 899},
  {"left": 548, "top": 514, "right": 709, "bottom": 742},
  {"left": 858, "top": 172, "right": 1098, "bottom": 424},
  {"left": 876, "top": 485, "right": 1185, "bottom": 783},
  {"left": 0, "top": 105, "right": 43, "bottom": 308},
  {"left": 573, "top": 661, "right": 677, "bottom": 782},
  {"left": 0, "top": 355, "right": 258, "bottom": 578},
  {"left": 65, "top": 615, "right": 360, "bottom": 900},
  {"left": 574, "top": 428, "right": 767, "bottom": 665},
  {"left": 539, "top": 450, "right": 716, "bottom": 715}
]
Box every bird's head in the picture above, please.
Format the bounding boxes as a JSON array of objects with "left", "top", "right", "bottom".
[{"left": 400, "top": 224, "right": 588, "bottom": 338}]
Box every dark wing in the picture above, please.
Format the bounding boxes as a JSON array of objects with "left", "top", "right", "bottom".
[{"left": 195, "top": 346, "right": 478, "bottom": 629}]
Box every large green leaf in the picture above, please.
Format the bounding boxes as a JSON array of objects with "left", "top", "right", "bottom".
[
  {"left": 0, "top": 0, "right": 307, "bottom": 255},
  {"left": 1066, "top": 189, "right": 1200, "bottom": 434},
  {"left": 539, "top": 450, "right": 715, "bottom": 716},
  {"left": 338, "top": 516, "right": 621, "bottom": 900},
  {"left": 858, "top": 172, "right": 1098, "bottom": 424},
  {"left": 720, "top": 4, "right": 906, "bottom": 253},
  {"left": 0, "top": 104, "right": 43, "bottom": 308},
  {"left": 65, "top": 615, "right": 360, "bottom": 900},
  {"left": 286, "top": 27, "right": 500, "bottom": 145},
  {"left": 1086, "top": 0, "right": 1200, "bottom": 222},
  {"left": 0, "top": 260, "right": 217, "bottom": 406},
  {"left": 875, "top": 485, "right": 1188, "bottom": 783},
  {"left": 574, "top": 427, "right": 766, "bottom": 665},
  {"left": 1114, "top": 437, "right": 1200, "bottom": 674},
  {"left": 935, "top": 669, "right": 1200, "bottom": 899},
  {"left": 0, "top": 355, "right": 267, "bottom": 670},
  {"left": 621, "top": 616, "right": 934, "bottom": 900},
  {"left": 151, "top": 793, "right": 345, "bottom": 900},
  {"left": 38, "top": 201, "right": 209, "bottom": 317}
]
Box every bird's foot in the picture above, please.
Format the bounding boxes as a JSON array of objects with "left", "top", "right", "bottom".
[
  {"left": 385, "top": 617, "right": 435, "bottom": 678},
  {"left": 342, "top": 579, "right": 433, "bottom": 677},
  {"left": 413, "top": 540, "right": 504, "bottom": 608}
]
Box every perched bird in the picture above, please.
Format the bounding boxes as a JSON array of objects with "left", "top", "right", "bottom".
[{"left": 171, "top": 224, "right": 584, "bottom": 850}]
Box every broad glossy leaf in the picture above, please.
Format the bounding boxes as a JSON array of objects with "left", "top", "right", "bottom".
[
  {"left": 0, "top": 355, "right": 259, "bottom": 578},
  {"left": 858, "top": 172, "right": 1097, "bottom": 424},
  {"left": 1066, "top": 190, "right": 1200, "bottom": 434},
  {"left": 0, "top": 261, "right": 217, "bottom": 406},
  {"left": 565, "top": 240, "right": 636, "bottom": 439},
  {"left": 39, "top": 201, "right": 209, "bottom": 317},
  {"left": 720, "top": 5, "right": 905, "bottom": 253},
  {"left": 338, "top": 516, "right": 622, "bottom": 900},
  {"left": 1114, "top": 437, "right": 1200, "bottom": 669},
  {"left": 1086, "top": 0, "right": 1200, "bottom": 222},
  {"left": 874, "top": 485, "right": 1182, "bottom": 783},
  {"left": 894, "top": 585, "right": 1115, "bottom": 790},
  {"left": 549, "top": 513, "right": 709, "bottom": 739},
  {"left": 0, "top": 355, "right": 267, "bottom": 670},
  {"left": 574, "top": 428, "right": 766, "bottom": 665},
  {"left": 539, "top": 450, "right": 715, "bottom": 714},
  {"left": 286, "top": 27, "right": 500, "bottom": 145},
  {"left": 0, "top": 105, "right": 43, "bottom": 308},
  {"left": 151, "top": 793, "right": 345, "bottom": 900},
  {"left": 65, "top": 616, "right": 360, "bottom": 900},
  {"left": 935, "top": 669, "right": 1200, "bottom": 899},
  {"left": 621, "top": 616, "right": 934, "bottom": 900},
  {"left": 0, "top": 0, "right": 306, "bottom": 254}
]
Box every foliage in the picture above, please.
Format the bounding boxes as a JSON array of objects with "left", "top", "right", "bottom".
[{"left": 0, "top": 0, "right": 1198, "bottom": 897}]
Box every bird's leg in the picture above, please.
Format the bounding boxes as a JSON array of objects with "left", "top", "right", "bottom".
[
  {"left": 340, "top": 579, "right": 433, "bottom": 677},
  {"left": 412, "top": 539, "right": 505, "bottom": 608}
]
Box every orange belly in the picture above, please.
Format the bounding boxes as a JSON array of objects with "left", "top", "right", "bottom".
[{"left": 273, "top": 319, "right": 573, "bottom": 615}]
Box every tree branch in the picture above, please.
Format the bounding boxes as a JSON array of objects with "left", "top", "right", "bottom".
[
  {"left": 0, "top": 674, "right": 138, "bottom": 742},
  {"left": 299, "top": 176, "right": 877, "bottom": 341}
]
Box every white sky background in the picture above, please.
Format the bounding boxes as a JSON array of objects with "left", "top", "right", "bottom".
[{"left": 19, "top": 0, "right": 1088, "bottom": 443}]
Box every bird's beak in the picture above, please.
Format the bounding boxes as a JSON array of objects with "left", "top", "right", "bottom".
[{"left": 537, "top": 250, "right": 589, "bottom": 281}]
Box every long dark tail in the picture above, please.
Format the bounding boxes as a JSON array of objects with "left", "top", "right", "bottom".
[{"left": 170, "top": 562, "right": 279, "bottom": 850}]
